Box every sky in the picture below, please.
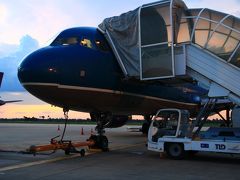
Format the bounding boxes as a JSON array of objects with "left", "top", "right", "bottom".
[{"left": 0, "top": 0, "right": 240, "bottom": 119}]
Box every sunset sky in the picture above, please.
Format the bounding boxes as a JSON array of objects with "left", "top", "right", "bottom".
[{"left": 0, "top": 0, "right": 240, "bottom": 119}]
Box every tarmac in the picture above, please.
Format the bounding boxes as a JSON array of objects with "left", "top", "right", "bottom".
[{"left": 0, "top": 123, "right": 240, "bottom": 180}]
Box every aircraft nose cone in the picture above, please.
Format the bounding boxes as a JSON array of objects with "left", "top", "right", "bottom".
[
  {"left": 18, "top": 47, "right": 59, "bottom": 85},
  {"left": 18, "top": 52, "right": 37, "bottom": 84}
]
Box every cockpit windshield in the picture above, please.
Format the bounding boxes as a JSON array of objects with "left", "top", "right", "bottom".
[
  {"left": 50, "top": 35, "right": 110, "bottom": 52},
  {"left": 51, "top": 37, "right": 78, "bottom": 46}
]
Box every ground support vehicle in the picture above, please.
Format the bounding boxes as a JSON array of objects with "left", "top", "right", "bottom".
[{"left": 148, "top": 109, "right": 240, "bottom": 159}]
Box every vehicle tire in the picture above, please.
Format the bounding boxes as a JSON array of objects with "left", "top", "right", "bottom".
[{"left": 166, "top": 143, "right": 185, "bottom": 160}]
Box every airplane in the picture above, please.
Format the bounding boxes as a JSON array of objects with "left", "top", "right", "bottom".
[
  {"left": 0, "top": 72, "right": 22, "bottom": 106},
  {"left": 17, "top": 0, "right": 234, "bottom": 149},
  {"left": 0, "top": 99, "right": 22, "bottom": 106},
  {"left": 17, "top": 27, "right": 231, "bottom": 148}
]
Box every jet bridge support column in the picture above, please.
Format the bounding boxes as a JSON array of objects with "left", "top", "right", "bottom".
[{"left": 193, "top": 98, "right": 217, "bottom": 137}]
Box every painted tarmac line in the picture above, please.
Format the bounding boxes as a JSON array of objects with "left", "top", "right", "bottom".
[
  {"left": 0, "top": 151, "right": 95, "bottom": 172},
  {"left": 0, "top": 143, "right": 145, "bottom": 173},
  {"left": 110, "top": 143, "right": 145, "bottom": 151}
]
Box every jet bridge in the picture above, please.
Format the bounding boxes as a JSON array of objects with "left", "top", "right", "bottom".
[{"left": 98, "top": 0, "right": 240, "bottom": 105}]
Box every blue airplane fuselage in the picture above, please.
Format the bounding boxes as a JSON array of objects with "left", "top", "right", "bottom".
[{"left": 18, "top": 27, "right": 207, "bottom": 116}]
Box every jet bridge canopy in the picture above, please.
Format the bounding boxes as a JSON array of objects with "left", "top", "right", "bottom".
[{"left": 98, "top": 0, "right": 187, "bottom": 80}]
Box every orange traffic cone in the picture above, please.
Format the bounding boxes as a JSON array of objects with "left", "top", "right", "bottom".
[{"left": 81, "top": 127, "right": 84, "bottom": 135}]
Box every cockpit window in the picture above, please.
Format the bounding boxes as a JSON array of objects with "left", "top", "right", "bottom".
[
  {"left": 50, "top": 35, "right": 110, "bottom": 52},
  {"left": 95, "top": 40, "right": 110, "bottom": 52},
  {"left": 80, "top": 38, "right": 92, "bottom": 48},
  {"left": 63, "top": 37, "right": 78, "bottom": 45},
  {"left": 51, "top": 37, "right": 78, "bottom": 46}
]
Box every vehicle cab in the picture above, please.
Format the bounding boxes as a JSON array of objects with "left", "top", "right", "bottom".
[{"left": 148, "top": 109, "right": 192, "bottom": 153}]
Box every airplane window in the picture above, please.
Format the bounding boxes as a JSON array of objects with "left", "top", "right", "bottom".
[
  {"left": 95, "top": 40, "right": 110, "bottom": 52},
  {"left": 80, "top": 38, "right": 92, "bottom": 48},
  {"left": 51, "top": 37, "right": 78, "bottom": 46},
  {"left": 62, "top": 37, "right": 78, "bottom": 45}
]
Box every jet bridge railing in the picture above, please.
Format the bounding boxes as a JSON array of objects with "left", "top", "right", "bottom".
[
  {"left": 185, "top": 44, "right": 240, "bottom": 104},
  {"left": 174, "top": 8, "right": 240, "bottom": 105},
  {"left": 180, "top": 8, "right": 240, "bottom": 71}
]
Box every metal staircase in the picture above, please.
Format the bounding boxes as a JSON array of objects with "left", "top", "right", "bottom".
[{"left": 185, "top": 44, "right": 240, "bottom": 105}]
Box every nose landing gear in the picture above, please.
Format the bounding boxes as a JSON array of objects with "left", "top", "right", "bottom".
[{"left": 88, "top": 113, "right": 109, "bottom": 152}]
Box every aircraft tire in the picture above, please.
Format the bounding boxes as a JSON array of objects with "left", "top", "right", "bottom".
[
  {"left": 100, "top": 136, "right": 109, "bottom": 152},
  {"left": 88, "top": 135, "right": 109, "bottom": 152}
]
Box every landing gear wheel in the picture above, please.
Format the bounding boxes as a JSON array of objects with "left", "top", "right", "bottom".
[
  {"left": 142, "top": 122, "right": 150, "bottom": 135},
  {"left": 166, "top": 143, "right": 185, "bottom": 160},
  {"left": 88, "top": 135, "right": 109, "bottom": 152},
  {"left": 89, "top": 112, "right": 110, "bottom": 151},
  {"left": 100, "top": 136, "right": 109, "bottom": 152}
]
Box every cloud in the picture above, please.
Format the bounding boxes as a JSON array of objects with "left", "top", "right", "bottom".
[
  {"left": 19, "top": 35, "right": 39, "bottom": 54},
  {"left": 0, "top": 43, "right": 18, "bottom": 57},
  {"left": 0, "top": 35, "right": 39, "bottom": 92},
  {"left": 0, "top": 1, "right": 94, "bottom": 45},
  {"left": 0, "top": 4, "right": 8, "bottom": 24}
]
